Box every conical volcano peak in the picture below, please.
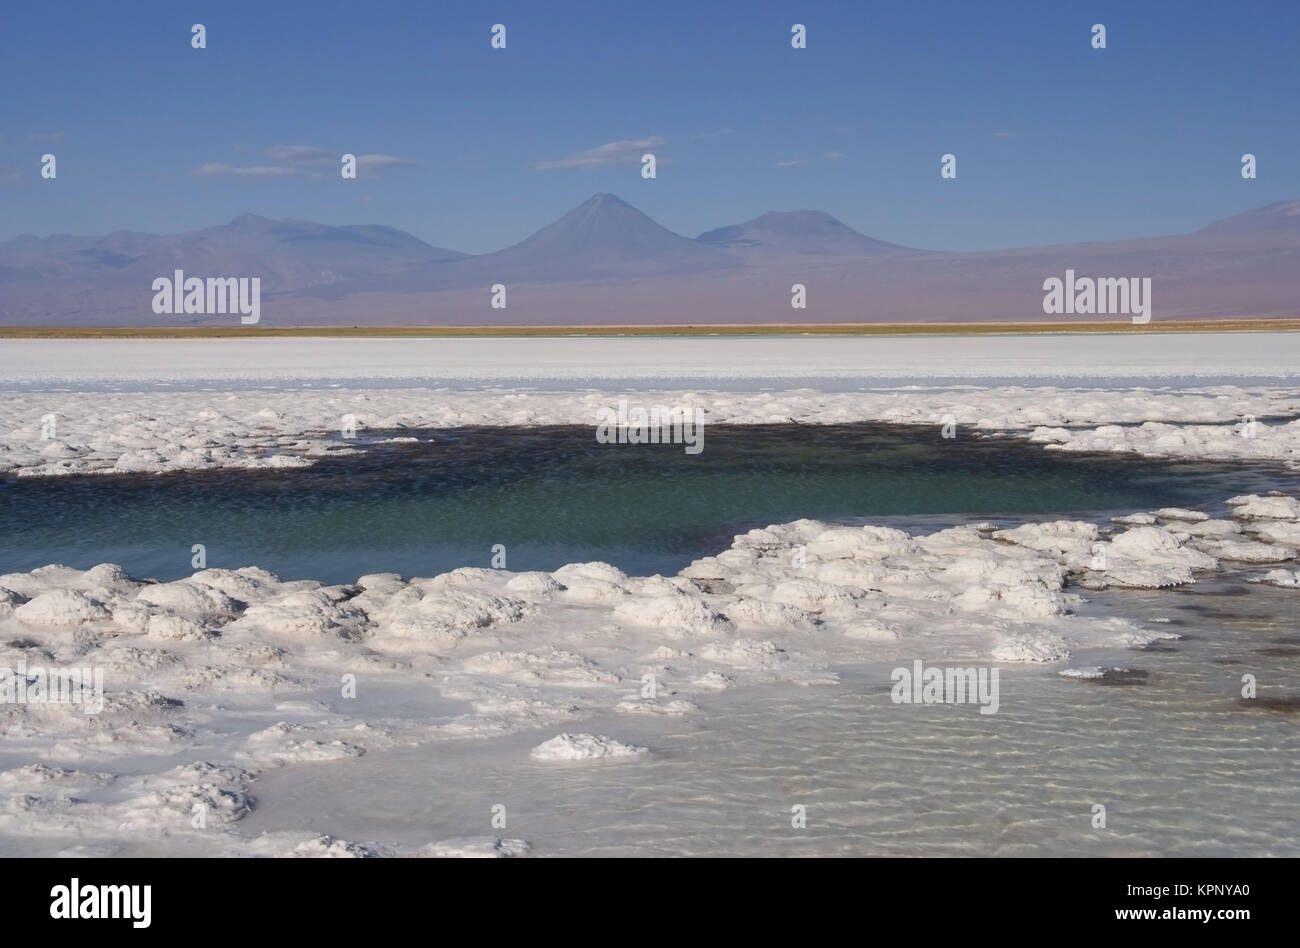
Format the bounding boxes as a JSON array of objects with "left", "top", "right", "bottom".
[
  {"left": 580, "top": 193, "right": 631, "bottom": 209},
  {"left": 469, "top": 194, "right": 737, "bottom": 278}
]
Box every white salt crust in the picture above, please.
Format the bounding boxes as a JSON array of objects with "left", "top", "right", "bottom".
[
  {"left": 2, "top": 384, "right": 1299, "bottom": 477},
  {"left": 1, "top": 493, "right": 1296, "bottom": 855}
]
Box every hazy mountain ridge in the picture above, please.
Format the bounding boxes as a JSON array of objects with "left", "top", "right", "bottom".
[
  {"left": 2, "top": 196, "right": 1298, "bottom": 324},
  {"left": 697, "top": 209, "right": 918, "bottom": 257}
]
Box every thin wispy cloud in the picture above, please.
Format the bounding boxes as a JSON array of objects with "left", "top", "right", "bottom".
[
  {"left": 356, "top": 154, "right": 418, "bottom": 171},
  {"left": 825, "top": 150, "right": 845, "bottom": 160},
  {"left": 191, "top": 145, "right": 418, "bottom": 179},
  {"left": 774, "top": 159, "right": 808, "bottom": 168},
  {"left": 267, "top": 144, "right": 334, "bottom": 164},
  {"left": 693, "top": 128, "right": 733, "bottom": 140},
  {"left": 191, "top": 162, "right": 296, "bottom": 178},
  {"left": 534, "top": 137, "right": 665, "bottom": 171}
]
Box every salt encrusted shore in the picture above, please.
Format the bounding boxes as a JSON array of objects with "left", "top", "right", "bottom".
[
  {"left": 4, "top": 340, "right": 1298, "bottom": 854},
  {"left": 1, "top": 494, "right": 1296, "bottom": 856},
  {"left": 3, "top": 384, "right": 1299, "bottom": 477}
]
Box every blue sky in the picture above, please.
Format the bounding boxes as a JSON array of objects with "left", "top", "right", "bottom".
[{"left": 2, "top": 0, "right": 1296, "bottom": 252}]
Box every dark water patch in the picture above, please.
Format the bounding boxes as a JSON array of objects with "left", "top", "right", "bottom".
[
  {"left": 1204, "top": 587, "right": 1256, "bottom": 598},
  {"left": 1091, "top": 675, "right": 1150, "bottom": 687},
  {"left": 1239, "top": 696, "right": 1300, "bottom": 713},
  {"left": 0, "top": 423, "right": 1294, "bottom": 584}
]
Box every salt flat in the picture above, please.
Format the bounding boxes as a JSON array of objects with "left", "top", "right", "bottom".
[{"left": 2, "top": 332, "right": 1299, "bottom": 386}]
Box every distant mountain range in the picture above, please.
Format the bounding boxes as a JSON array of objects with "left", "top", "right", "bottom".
[
  {"left": 3, "top": 194, "right": 1299, "bottom": 325},
  {"left": 697, "top": 208, "right": 917, "bottom": 257}
]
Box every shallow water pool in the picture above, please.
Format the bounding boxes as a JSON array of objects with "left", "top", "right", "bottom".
[{"left": 1, "top": 423, "right": 1293, "bottom": 583}]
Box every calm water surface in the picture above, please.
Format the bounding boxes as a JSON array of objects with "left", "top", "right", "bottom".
[{"left": 0, "top": 424, "right": 1293, "bottom": 582}]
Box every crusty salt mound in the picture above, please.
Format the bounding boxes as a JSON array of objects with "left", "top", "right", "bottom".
[
  {"left": 1059, "top": 666, "right": 1148, "bottom": 683},
  {"left": 421, "top": 837, "right": 531, "bottom": 858},
  {"left": 1249, "top": 569, "right": 1300, "bottom": 588},
  {"left": 529, "top": 733, "right": 649, "bottom": 762},
  {"left": 1032, "top": 415, "right": 1300, "bottom": 469}
]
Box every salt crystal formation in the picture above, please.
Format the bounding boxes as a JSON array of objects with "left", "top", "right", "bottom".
[{"left": 2, "top": 490, "right": 1297, "bottom": 855}]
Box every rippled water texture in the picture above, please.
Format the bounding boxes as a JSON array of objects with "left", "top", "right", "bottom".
[{"left": 240, "top": 572, "right": 1299, "bottom": 857}]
